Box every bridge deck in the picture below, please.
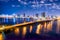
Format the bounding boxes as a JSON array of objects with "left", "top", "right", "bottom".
[{"left": 0, "top": 19, "right": 53, "bottom": 32}]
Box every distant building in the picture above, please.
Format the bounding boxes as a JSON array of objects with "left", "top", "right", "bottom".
[
  {"left": 35, "top": 13, "right": 39, "bottom": 17},
  {"left": 23, "top": 13, "right": 25, "bottom": 17},
  {"left": 51, "top": 15, "right": 53, "bottom": 18},
  {"left": 23, "top": 13, "right": 26, "bottom": 22},
  {"left": 27, "top": 16, "right": 29, "bottom": 17},
  {"left": 17, "top": 14, "right": 20, "bottom": 17},
  {"left": 41, "top": 12, "right": 46, "bottom": 17}
]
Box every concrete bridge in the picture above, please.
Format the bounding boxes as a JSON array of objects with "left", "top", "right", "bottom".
[
  {"left": 0, "top": 18, "right": 58, "bottom": 40},
  {"left": 0, "top": 19, "right": 54, "bottom": 31}
]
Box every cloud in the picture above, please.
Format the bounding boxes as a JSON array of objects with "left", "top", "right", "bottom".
[
  {"left": 49, "top": 0, "right": 54, "bottom": 2},
  {"left": 16, "top": 5, "right": 20, "bottom": 7},
  {"left": 51, "top": 3, "right": 60, "bottom": 9},
  {"left": 56, "top": 5, "right": 60, "bottom": 9},
  {"left": 12, "top": 5, "right": 15, "bottom": 7},
  {"left": 40, "top": 0, "right": 45, "bottom": 3},
  {"left": 32, "top": 1, "right": 36, "bottom": 4},
  {"left": 31, "top": 5, "right": 36, "bottom": 8},
  {"left": 12, "top": 5, "right": 20, "bottom": 7},
  {"left": 19, "top": 1, "right": 27, "bottom": 5},
  {"left": 44, "top": 4, "right": 52, "bottom": 6},
  {"left": 23, "top": 2, "right": 27, "bottom": 5}
]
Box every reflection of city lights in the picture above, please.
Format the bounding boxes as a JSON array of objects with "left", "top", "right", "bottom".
[
  {"left": 0, "top": 33, "right": 3, "bottom": 40},
  {"left": 6, "top": 14, "right": 8, "bottom": 22},
  {"left": 22, "top": 27, "right": 27, "bottom": 36},
  {"left": 30, "top": 25, "right": 33, "bottom": 33},
  {"left": 44, "top": 22, "right": 47, "bottom": 32},
  {"left": 13, "top": 18, "right": 16, "bottom": 23},
  {"left": 14, "top": 28, "right": 20, "bottom": 35},
  {"left": 36, "top": 24, "right": 41, "bottom": 34},
  {"left": 56, "top": 20, "right": 60, "bottom": 33},
  {"left": 46, "top": 22, "right": 52, "bottom": 32}
]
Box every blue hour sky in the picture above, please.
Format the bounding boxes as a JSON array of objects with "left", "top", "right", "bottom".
[{"left": 0, "top": 0, "right": 60, "bottom": 16}]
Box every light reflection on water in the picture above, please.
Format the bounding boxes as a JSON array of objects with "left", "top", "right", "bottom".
[
  {"left": 36, "top": 24, "right": 41, "bottom": 34},
  {"left": 56, "top": 20, "right": 60, "bottom": 33},
  {"left": 0, "top": 33, "right": 3, "bottom": 40},
  {"left": 13, "top": 19, "right": 60, "bottom": 35},
  {"left": 44, "top": 22, "right": 47, "bottom": 32},
  {"left": 0, "top": 20, "right": 60, "bottom": 40},
  {"left": 46, "top": 22, "right": 52, "bottom": 32},
  {"left": 30, "top": 25, "right": 33, "bottom": 33},
  {"left": 14, "top": 28, "right": 20, "bottom": 35},
  {"left": 22, "top": 26, "right": 27, "bottom": 36}
]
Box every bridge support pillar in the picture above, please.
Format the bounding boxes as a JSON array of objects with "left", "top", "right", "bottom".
[
  {"left": 26, "top": 25, "right": 33, "bottom": 34},
  {"left": 40, "top": 21, "right": 50, "bottom": 34},
  {"left": 43, "top": 21, "right": 52, "bottom": 33},
  {"left": 31, "top": 23, "right": 39, "bottom": 34}
]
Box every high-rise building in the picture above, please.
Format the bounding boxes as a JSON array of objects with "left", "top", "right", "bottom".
[
  {"left": 41, "top": 12, "right": 46, "bottom": 17},
  {"left": 23, "top": 13, "right": 26, "bottom": 22},
  {"left": 23, "top": 13, "right": 25, "bottom": 17},
  {"left": 51, "top": 15, "right": 53, "bottom": 18},
  {"left": 35, "top": 13, "right": 39, "bottom": 17}
]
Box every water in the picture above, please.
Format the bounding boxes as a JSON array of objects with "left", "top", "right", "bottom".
[
  {"left": 0, "top": 18, "right": 60, "bottom": 40},
  {"left": 0, "top": 18, "right": 31, "bottom": 25}
]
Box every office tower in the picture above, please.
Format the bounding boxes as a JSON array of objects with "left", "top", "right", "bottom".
[
  {"left": 41, "top": 12, "right": 46, "bottom": 17},
  {"left": 17, "top": 14, "right": 20, "bottom": 17},
  {"left": 35, "top": 13, "right": 39, "bottom": 17},
  {"left": 23, "top": 13, "right": 26, "bottom": 22},
  {"left": 23, "top": 13, "right": 25, "bottom": 17},
  {"left": 51, "top": 15, "right": 53, "bottom": 18}
]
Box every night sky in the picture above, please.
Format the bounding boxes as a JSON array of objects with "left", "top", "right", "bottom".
[{"left": 0, "top": 0, "right": 60, "bottom": 16}]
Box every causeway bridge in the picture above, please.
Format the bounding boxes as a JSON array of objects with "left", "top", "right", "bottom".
[
  {"left": 0, "top": 19, "right": 53, "bottom": 31},
  {"left": 0, "top": 17, "right": 59, "bottom": 40}
]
